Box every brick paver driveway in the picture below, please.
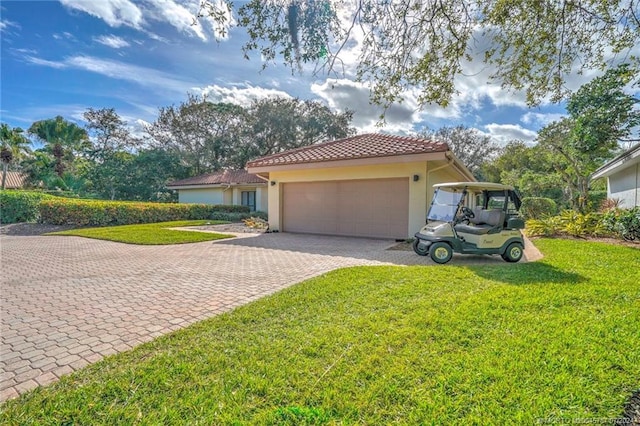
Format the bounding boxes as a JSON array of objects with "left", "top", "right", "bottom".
[{"left": 0, "top": 232, "right": 539, "bottom": 401}]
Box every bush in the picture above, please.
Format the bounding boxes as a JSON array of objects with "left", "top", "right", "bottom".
[
  {"left": 0, "top": 191, "right": 56, "bottom": 224},
  {"left": 602, "top": 207, "right": 640, "bottom": 240},
  {"left": 520, "top": 197, "right": 557, "bottom": 219},
  {"left": 526, "top": 210, "right": 609, "bottom": 238},
  {"left": 525, "top": 216, "right": 561, "bottom": 237},
  {"left": 38, "top": 199, "right": 250, "bottom": 227},
  {"left": 587, "top": 190, "right": 608, "bottom": 212},
  {"left": 556, "top": 210, "right": 607, "bottom": 237}
]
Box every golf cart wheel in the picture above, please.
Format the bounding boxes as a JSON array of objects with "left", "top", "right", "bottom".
[
  {"left": 430, "top": 242, "right": 453, "bottom": 264},
  {"left": 413, "top": 239, "right": 429, "bottom": 256},
  {"left": 502, "top": 242, "right": 524, "bottom": 263}
]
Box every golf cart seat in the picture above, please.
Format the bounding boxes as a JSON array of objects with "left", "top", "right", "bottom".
[{"left": 455, "top": 209, "right": 505, "bottom": 235}]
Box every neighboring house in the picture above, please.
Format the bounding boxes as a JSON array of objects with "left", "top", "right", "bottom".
[
  {"left": 592, "top": 143, "right": 640, "bottom": 208},
  {"left": 247, "top": 133, "right": 475, "bottom": 239},
  {"left": 167, "top": 169, "right": 267, "bottom": 212},
  {"left": 2, "top": 171, "right": 28, "bottom": 189}
]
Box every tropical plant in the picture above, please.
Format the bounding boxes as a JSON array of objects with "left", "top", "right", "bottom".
[
  {"left": 28, "top": 116, "right": 89, "bottom": 177},
  {"left": 0, "top": 123, "right": 31, "bottom": 190}
]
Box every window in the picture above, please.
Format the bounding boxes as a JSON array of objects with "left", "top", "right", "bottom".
[{"left": 241, "top": 191, "right": 256, "bottom": 211}]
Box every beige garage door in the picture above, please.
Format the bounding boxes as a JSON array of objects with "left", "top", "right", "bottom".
[{"left": 282, "top": 178, "right": 409, "bottom": 239}]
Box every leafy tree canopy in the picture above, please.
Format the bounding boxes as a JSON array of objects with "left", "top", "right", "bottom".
[
  {"left": 418, "top": 125, "right": 500, "bottom": 178},
  {"left": 199, "top": 0, "right": 640, "bottom": 108}
]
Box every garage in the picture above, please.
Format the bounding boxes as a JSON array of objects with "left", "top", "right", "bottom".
[{"left": 282, "top": 178, "right": 409, "bottom": 239}]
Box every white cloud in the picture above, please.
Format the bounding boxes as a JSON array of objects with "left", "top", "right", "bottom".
[
  {"left": 58, "top": 0, "right": 233, "bottom": 42},
  {"left": 24, "top": 55, "right": 68, "bottom": 69},
  {"left": 311, "top": 79, "right": 420, "bottom": 133},
  {"left": 483, "top": 123, "right": 538, "bottom": 145},
  {"left": 310, "top": 78, "right": 468, "bottom": 133},
  {"left": 94, "top": 34, "right": 130, "bottom": 48},
  {"left": 23, "top": 54, "right": 193, "bottom": 93},
  {"left": 59, "top": 0, "right": 144, "bottom": 29},
  {"left": 0, "top": 19, "right": 20, "bottom": 32},
  {"left": 148, "top": 0, "right": 207, "bottom": 40},
  {"left": 521, "top": 112, "right": 566, "bottom": 127},
  {"left": 196, "top": 84, "right": 292, "bottom": 106}
]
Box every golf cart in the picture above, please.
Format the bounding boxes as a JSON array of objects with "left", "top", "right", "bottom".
[{"left": 413, "top": 182, "right": 526, "bottom": 264}]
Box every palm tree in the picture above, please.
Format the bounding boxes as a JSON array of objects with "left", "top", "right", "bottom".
[
  {"left": 28, "top": 116, "right": 89, "bottom": 177},
  {"left": 1, "top": 124, "right": 31, "bottom": 190}
]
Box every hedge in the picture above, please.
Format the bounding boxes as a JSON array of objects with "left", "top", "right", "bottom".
[
  {"left": 0, "top": 191, "right": 57, "bottom": 224},
  {"left": 38, "top": 199, "right": 251, "bottom": 226},
  {"left": 520, "top": 197, "right": 557, "bottom": 220}
]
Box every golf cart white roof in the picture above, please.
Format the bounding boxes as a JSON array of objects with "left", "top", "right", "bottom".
[{"left": 433, "top": 182, "right": 515, "bottom": 191}]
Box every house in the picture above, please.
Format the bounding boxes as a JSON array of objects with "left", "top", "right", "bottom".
[
  {"left": 167, "top": 169, "right": 267, "bottom": 212},
  {"left": 2, "top": 171, "right": 28, "bottom": 189},
  {"left": 247, "top": 133, "right": 475, "bottom": 239},
  {"left": 591, "top": 143, "right": 640, "bottom": 208}
]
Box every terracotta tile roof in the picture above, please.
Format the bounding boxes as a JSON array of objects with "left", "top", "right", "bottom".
[
  {"left": 2, "top": 171, "right": 27, "bottom": 189},
  {"left": 167, "top": 170, "right": 265, "bottom": 187},
  {"left": 246, "top": 133, "right": 449, "bottom": 168}
]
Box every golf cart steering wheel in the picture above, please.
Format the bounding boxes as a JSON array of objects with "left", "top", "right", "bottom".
[{"left": 461, "top": 207, "right": 475, "bottom": 219}]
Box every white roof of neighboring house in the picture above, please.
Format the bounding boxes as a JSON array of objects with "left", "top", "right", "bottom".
[{"left": 592, "top": 144, "right": 640, "bottom": 180}]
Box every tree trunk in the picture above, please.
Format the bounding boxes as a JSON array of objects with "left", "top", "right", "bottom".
[{"left": 1, "top": 162, "right": 7, "bottom": 190}]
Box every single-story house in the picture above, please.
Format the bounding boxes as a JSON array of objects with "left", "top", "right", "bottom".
[
  {"left": 592, "top": 143, "right": 640, "bottom": 208},
  {"left": 2, "top": 171, "right": 28, "bottom": 189},
  {"left": 167, "top": 169, "right": 268, "bottom": 212},
  {"left": 247, "top": 133, "right": 475, "bottom": 239}
]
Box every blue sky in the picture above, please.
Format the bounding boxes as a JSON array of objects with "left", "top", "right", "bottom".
[{"left": 0, "top": 0, "right": 587, "bottom": 144}]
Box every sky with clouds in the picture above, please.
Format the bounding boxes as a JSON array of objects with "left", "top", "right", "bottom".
[{"left": 0, "top": 0, "right": 618, "bottom": 145}]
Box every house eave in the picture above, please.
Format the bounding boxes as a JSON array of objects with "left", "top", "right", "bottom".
[
  {"left": 167, "top": 182, "right": 267, "bottom": 190},
  {"left": 592, "top": 144, "right": 640, "bottom": 180},
  {"left": 248, "top": 151, "right": 453, "bottom": 174}
]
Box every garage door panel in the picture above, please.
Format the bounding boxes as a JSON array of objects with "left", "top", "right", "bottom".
[{"left": 282, "top": 179, "right": 409, "bottom": 239}]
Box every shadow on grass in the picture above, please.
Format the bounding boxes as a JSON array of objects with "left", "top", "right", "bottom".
[{"left": 465, "top": 261, "right": 587, "bottom": 285}]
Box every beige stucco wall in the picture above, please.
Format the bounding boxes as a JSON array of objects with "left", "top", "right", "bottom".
[
  {"left": 178, "top": 187, "right": 226, "bottom": 205},
  {"left": 266, "top": 160, "right": 467, "bottom": 238},
  {"left": 178, "top": 185, "right": 268, "bottom": 210}
]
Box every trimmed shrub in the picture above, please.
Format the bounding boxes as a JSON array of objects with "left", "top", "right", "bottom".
[
  {"left": 602, "top": 207, "right": 640, "bottom": 240},
  {"left": 556, "top": 210, "right": 607, "bottom": 237},
  {"left": 520, "top": 197, "right": 557, "bottom": 220},
  {"left": 0, "top": 191, "right": 56, "bottom": 224},
  {"left": 525, "top": 216, "right": 561, "bottom": 237},
  {"left": 526, "top": 210, "right": 610, "bottom": 238},
  {"left": 38, "top": 198, "right": 250, "bottom": 226}
]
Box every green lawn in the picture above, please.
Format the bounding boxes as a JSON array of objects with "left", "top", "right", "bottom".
[
  {"left": 1, "top": 239, "right": 639, "bottom": 424},
  {"left": 48, "top": 220, "right": 234, "bottom": 244}
]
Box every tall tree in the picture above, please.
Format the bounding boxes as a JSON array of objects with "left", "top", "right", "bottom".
[
  {"left": 147, "top": 96, "right": 247, "bottom": 175},
  {"left": 200, "top": 0, "right": 640, "bottom": 108},
  {"left": 231, "top": 97, "right": 355, "bottom": 168},
  {"left": 28, "top": 116, "right": 89, "bottom": 177},
  {"left": 83, "top": 108, "right": 140, "bottom": 199},
  {"left": 567, "top": 63, "right": 640, "bottom": 152},
  {"left": 418, "top": 125, "right": 500, "bottom": 177},
  {"left": 83, "top": 108, "right": 139, "bottom": 159},
  {"left": 537, "top": 65, "right": 640, "bottom": 211},
  {"left": 0, "top": 124, "right": 31, "bottom": 190},
  {"left": 481, "top": 140, "right": 566, "bottom": 205}
]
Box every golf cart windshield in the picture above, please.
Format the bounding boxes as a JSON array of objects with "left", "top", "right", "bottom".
[{"left": 427, "top": 188, "right": 465, "bottom": 222}]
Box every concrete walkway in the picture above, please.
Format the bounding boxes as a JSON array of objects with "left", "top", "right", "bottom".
[{"left": 0, "top": 232, "right": 541, "bottom": 401}]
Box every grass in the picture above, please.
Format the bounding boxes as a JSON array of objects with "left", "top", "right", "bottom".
[
  {"left": 48, "top": 220, "right": 234, "bottom": 245},
  {"left": 1, "top": 239, "right": 639, "bottom": 424}
]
